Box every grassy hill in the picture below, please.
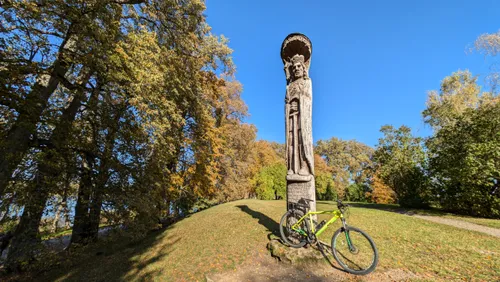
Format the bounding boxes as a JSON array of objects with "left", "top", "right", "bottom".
[{"left": 23, "top": 200, "right": 500, "bottom": 281}]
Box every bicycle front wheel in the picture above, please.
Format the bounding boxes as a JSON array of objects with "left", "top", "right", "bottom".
[
  {"left": 331, "top": 226, "right": 378, "bottom": 275},
  {"left": 279, "top": 210, "right": 307, "bottom": 248}
]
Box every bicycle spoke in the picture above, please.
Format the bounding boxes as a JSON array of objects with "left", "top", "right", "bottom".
[
  {"left": 279, "top": 210, "right": 307, "bottom": 248},
  {"left": 335, "top": 250, "right": 364, "bottom": 270},
  {"left": 332, "top": 227, "right": 378, "bottom": 274}
]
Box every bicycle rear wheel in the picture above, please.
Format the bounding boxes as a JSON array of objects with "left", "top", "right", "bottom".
[
  {"left": 279, "top": 210, "right": 307, "bottom": 248},
  {"left": 331, "top": 226, "right": 378, "bottom": 275}
]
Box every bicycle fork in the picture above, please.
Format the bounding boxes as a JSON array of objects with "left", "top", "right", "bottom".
[{"left": 341, "top": 218, "right": 356, "bottom": 252}]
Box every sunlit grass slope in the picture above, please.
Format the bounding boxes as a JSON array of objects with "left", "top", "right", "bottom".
[{"left": 39, "top": 199, "right": 499, "bottom": 281}]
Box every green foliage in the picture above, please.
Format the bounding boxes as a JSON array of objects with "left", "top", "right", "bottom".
[
  {"left": 315, "top": 138, "right": 374, "bottom": 198},
  {"left": 315, "top": 173, "right": 337, "bottom": 201},
  {"left": 344, "top": 183, "right": 366, "bottom": 202},
  {"left": 255, "top": 163, "right": 287, "bottom": 200},
  {"left": 374, "top": 125, "right": 430, "bottom": 208},
  {"left": 423, "top": 70, "right": 482, "bottom": 130},
  {"left": 0, "top": 0, "right": 256, "bottom": 268},
  {"left": 314, "top": 154, "right": 336, "bottom": 200},
  {"left": 427, "top": 102, "right": 500, "bottom": 218},
  {"left": 424, "top": 70, "right": 499, "bottom": 217}
]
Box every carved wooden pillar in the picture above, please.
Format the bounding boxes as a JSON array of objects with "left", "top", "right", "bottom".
[{"left": 281, "top": 33, "right": 316, "bottom": 213}]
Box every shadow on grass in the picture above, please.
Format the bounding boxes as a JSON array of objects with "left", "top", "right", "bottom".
[
  {"left": 236, "top": 205, "right": 280, "bottom": 236},
  {"left": 237, "top": 205, "right": 348, "bottom": 274},
  {"left": 23, "top": 226, "right": 181, "bottom": 281},
  {"left": 316, "top": 241, "right": 345, "bottom": 272}
]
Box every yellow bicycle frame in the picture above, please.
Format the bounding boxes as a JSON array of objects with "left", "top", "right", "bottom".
[{"left": 291, "top": 209, "right": 344, "bottom": 237}]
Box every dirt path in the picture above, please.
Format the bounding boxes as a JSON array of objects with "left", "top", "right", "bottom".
[
  {"left": 207, "top": 251, "right": 419, "bottom": 282},
  {"left": 411, "top": 215, "right": 500, "bottom": 238}
]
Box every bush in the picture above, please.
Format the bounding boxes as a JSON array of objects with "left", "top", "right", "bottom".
[
  {"left": 345, "top": 183, "right": 367, "bottom": 202},
  {"left": 255, "top": 163, "right": 286, "bottom": 200}
]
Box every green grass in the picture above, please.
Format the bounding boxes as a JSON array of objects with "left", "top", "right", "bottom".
[
  {"left": 345, "top": 202, "right": 500, "bottom": 229},
  {"left": 20, "top": 200, "right": 500, "bottom": 281}
]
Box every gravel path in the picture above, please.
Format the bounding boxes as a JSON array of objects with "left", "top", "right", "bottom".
[{"left": 411, "top": 215, "right": 500, "bottom": 238}]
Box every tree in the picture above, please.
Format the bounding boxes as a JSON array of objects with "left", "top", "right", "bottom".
[
  {"left": 3, "top": 1, "right": 131, "bottom": 267},
  {"left": 374, "top": 125, "right": 429, "bottom": 208},
  {"left": 423, "top": 69, "right": 499, "bottom": 216},
  {"left": 423, "top": 70, "right": 483, "bottom": 130},
  {"left": 314, "top": 154, "right": 336, "bottom": 200},
  {"left": 365, "top": 170, "right": 396, "bottom": 204},
  {"left": 473, "top": 30, "right": 500, "bottom": 94},
  {"left": 254, "top": 163, "right": 287, "bottom": 200},
  {"left": 2, "top": 0, "right": 243, "bottom": 269},
  {"left": 0, "top": 0, "right": 127, "bottom": 193},
  {"left": 427, "top": 102, "right": 500, "bottom": 218},
  {"left": 253, "top": 140, "right": 283, "bottom": 168},
  {"left": 345, "top": 183, "right": 366, "bottom": 202},
  {"left": 212, "top": 81, "right": 257, "bottom": 202},
  {"left": 315, "top": 138, "right": 373, "bottom": 199}
]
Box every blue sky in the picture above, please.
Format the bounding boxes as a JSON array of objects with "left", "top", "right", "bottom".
[{"left": 205, "top": 0, "right": 498, "bottom": 147}]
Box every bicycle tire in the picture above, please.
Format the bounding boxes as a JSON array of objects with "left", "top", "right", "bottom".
[
  {"left": 331, "top": 226, "right": 378, "bottom": 275},
  {"left": 279, "top": 209, "right": 307, "bottom": 248}
]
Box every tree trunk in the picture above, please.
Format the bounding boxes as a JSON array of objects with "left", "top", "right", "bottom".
[
  {"left": 6, "top": 70, "right": 91, "bottom": 269},
  {"left": 71, "top": 99, "right": 124, "bottom": 245},
  {"left": 70, "top": 153, "right": 93, "bottom": 245},
  {"left": 88, "top": 193, "right": 103, "bottom": 242},
  {"left": 5, "top": 184, "right": 48, "bottom": 271},
  {"left": 0, "top": 26, "right": 75, "bottom": 194}
]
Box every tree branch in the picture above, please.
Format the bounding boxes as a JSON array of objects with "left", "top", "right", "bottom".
[{"left": 111, "top": 0, "right": 146, "bottom": 4}]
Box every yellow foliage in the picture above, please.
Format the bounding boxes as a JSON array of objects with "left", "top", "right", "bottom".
[{"left": 367, "top": 171, "right": 396, "bottom": 204}]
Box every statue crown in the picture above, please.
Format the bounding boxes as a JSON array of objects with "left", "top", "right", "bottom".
[{"left": 290, "top": 54, "right": 305, "bottom": 64}]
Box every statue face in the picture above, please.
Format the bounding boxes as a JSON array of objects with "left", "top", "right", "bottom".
[{"left": 292, "top": 62, "right": 304, "bottom": 79}]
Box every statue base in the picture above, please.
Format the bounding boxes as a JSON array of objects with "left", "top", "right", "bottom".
[
  {"left": 287, "top": 178, "right": 316, "bottom": 220},
  {"left": 286, "top": 174, "right": 313, "bottom": 182}
]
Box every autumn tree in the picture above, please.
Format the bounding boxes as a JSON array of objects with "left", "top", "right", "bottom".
[
  {"left": 1, "top": 0, "right": 245, "bottom": 269},
  {"left": 315, "top": 138, "right": 373, "bottom": 199},
  {"left": 212, "top": 81, "right": 257, "bottom": 202},
  {"left": 2, "top": 0, "right": 134, "bottom": 267},
  {"left": 314, "top": 154, "right": 336, "bottom": 200},
  {"left": 253, "top": 140, "right": 283, "bottom": 168},
  {"left": 374, "top": 125, "right": 429, "bottom": 208},
  {"left": 365, "top": 170, "right": 396, "bottom": 204}
]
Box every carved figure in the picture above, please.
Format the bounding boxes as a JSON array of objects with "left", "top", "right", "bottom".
[
  {"left": 285, "top": 54, "right": 314, "bottom": 176},
  {"left": 281, "top": 33, "right": 316, "bottom": 214},
  {"left": 281, "top": 34, "right": 314, "bottom": 180}
]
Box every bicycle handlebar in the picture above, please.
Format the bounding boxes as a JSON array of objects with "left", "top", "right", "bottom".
[{"left": 337, "top": 199, "right": 349, "bottom": 211}]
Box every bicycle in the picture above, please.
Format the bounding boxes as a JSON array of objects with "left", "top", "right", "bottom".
[{"left": 279, "top": 198, "right": 378, "bottom": 275}]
